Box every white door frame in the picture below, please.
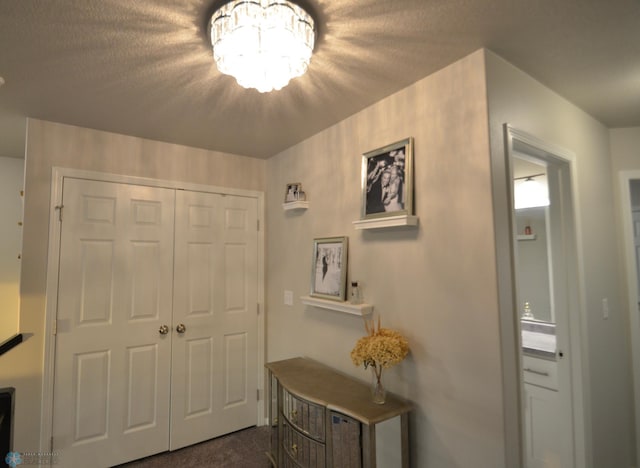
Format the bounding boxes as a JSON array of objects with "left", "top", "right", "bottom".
[
  {"left": 619, "top": 170, "right": 640, "bottom": 461},
  {"left": 499, "top": 125, "right": 589, "bottom": 468},
  {"left": 40, "top": 167, "right": 266, "bottom": 454}
]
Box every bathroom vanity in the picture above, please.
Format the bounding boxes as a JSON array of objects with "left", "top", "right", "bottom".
[{"left": 520, "top": 319, "right": 567, "bottom": 467}]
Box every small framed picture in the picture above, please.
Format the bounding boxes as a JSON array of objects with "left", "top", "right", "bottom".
[
  {"left": 310, "top": 236, "right": 348, "bottom": 301},
  {"left": 361, "top": 137, "right": 413, "bottom": 219},
  {"left": 284, "top": 182, "right": 303, "bottom": 202}
]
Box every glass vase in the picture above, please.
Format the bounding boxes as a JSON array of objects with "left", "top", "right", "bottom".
[{"left": 370, "top": 366, "right": 386, "bottom": 404}]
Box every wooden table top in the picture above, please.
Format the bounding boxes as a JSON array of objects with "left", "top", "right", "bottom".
[{"left": 266, "top": 357, "right": 412, "bottom": 425}]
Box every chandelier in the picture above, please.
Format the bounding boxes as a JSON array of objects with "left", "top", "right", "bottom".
[{"left": 210, "top": 0, "right": 316, "bottom": 93}]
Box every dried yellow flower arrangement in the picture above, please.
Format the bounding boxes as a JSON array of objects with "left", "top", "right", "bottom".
[{"left": 351, "top": 316, "right": 409, "bottom": 404}]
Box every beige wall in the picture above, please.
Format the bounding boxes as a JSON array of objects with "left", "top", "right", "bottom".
[
  {"left": 610, "top": 127, "right": 640, "bottom": 174},
  {"left": 485, "top": 50, "right": 634, "bottom": 467},
  {"left": 0, "top": 157, "right": 24, "bottom": 343},
  {"left": 609, "top": 128, "right": 640, "bottom": 316},
  {"left": 266, "top": 50, "right": 510, "bottom": 467},
  {"left": 610, "top": 128, "right": 640, "bottom": 235},
  {"left": 0, "top": 119, "right": 265, "bottom": 451}
]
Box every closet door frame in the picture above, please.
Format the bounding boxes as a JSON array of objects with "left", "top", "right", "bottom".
[{"left": 40, "top": 167, "right": 266, "bottom": 454}]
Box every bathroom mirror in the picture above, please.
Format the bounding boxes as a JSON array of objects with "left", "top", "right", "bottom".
[
  {"left": 514, "top": 205, "right": 553, "bottom": 322},
  {"left": 513, "top": 156, "right": 553, "bottom": 323},
  {"left": 0, "top": 155, "right": 24, "bottom": 345}
]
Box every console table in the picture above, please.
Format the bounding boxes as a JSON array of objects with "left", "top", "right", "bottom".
[{"left": 265, "top": 357, "right": 412, "bottom": 467}]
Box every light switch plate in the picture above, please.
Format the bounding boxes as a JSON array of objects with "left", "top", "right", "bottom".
[{"left": 284, "top": 290, "right": 294, "bottom": 306}]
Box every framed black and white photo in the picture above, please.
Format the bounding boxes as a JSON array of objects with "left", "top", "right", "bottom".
[
  {"left": 361, "top": 137, "right": 413, "bottom": 219},
  {"left": 284, "top": 182, "right": 304, "bottom": 203},
  {"left": 310, "top": 236, "right": 348, "bottom": 301}
]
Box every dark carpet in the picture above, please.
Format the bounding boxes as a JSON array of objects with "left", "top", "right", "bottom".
[{"left": 116, "top": 426, "right": 271, "bottom": 468}]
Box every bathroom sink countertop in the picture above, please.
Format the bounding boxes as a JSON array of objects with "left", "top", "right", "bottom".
[{"left": 521, "top": 319, "right": 557, "bottom": 360}]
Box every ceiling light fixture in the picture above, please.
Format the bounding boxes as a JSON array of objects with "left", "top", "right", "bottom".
[
  {"left": 209, "top": 0, "right": 315, "bottom": 93},
  {"left": 514, "top": 173, "right": 550, "bottom": 209}
]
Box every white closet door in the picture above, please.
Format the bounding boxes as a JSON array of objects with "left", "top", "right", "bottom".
[
  {"left": 170, "top": 190, "right": 258, "bottom": 450},
  {"left": 52, "top": 178, "right": 175, "bottom": 467}
]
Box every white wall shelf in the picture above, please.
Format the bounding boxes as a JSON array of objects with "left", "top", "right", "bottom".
[
  {"left": 300, "top": 295, "right": 373, "bottom": 316},
  {"left": 282, "top": 201, "right": 309, "bottom": 211},
  {"left": 352, "top": 214, "right": 419, "bottom": 230},
  {"left": 517, "top": 234, "right": 537, "bottom": 241}
]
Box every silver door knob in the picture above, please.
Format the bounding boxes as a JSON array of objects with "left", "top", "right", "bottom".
[
  {"left": 176, "top": 323, "right": 186, "bottom": 334},
  {"left": 159, "top": 325, "right": 169, "bottom": 335}
]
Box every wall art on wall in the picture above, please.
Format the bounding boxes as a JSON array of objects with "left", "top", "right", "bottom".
[
  {"left": 284, "top": 182, "right": 305, "bottom": 202},
  {"left": 361, "top": 137, "right": 414, "bottom": 219},
  {"left": 310, "top": 236, "right": 348, "bottom": 301}
]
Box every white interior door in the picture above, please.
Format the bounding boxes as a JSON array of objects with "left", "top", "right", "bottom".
[
  {"left": 512, "top": 150, "right": 577, "bottom": 468},
  {"left": 52, "top": 178, "right": 175, "bottom": 467},
  {"left": 536, "top": 162, "right": 574, "bottom": 467},
  {"left": 170, "top": 190, "right": 259, "bottom": 450},
  {"left": 627, "top": 198, "right": 640, "bottom": 459},
  {"left": 633, "top": 210, "right": 640, "bottom": 295},
  {"left": 519, "top": 170, "right": 574, "bottom": 468}
]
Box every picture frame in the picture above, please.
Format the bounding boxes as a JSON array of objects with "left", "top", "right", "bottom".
[
  {"left": 361, "top": 137, "right": 413, "bottom": 219},
  {"left": 284, "top": 182, "right": 305, "bottom": 202},
  {"left": 310, "top": 236, "right": 348, "bottom": 301}
]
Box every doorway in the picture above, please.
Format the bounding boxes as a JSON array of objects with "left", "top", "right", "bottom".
[
  {"left": 619, "top": 172, "right": 640, "bottom": 461},
  {"left": 41, "top": 170, "right": 265, "bottom": 467},
  {"left": 505, "top": 126, "right": 585, "bottom": 468}
]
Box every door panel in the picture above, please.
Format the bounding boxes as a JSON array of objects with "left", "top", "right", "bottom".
[
  {"left": 53, "top": 178, "right": 175, "bottom": 467},
  {"left": 130, "top": 242, "right": 162, "bottom": 320},
  {"left": 125, "top": 344, "right": 160, "bottom": 431},
  {"left": 185, "top": 337, "right": 214, "bottom": 416},
  {"left": 73, "top": 350, "right": 110, "bottom": 442},
  {"left": 224, "top": 332, "right": 248, "bottom": 406},
  {"left": 78, "top": 240, "right": 113, "bottom": 323},
  {"left": 170, "top": 191, "right": 258, "bottom": 450},
  {"left": 225, "top": 244, "right": 247, "bottom": 310},
  {"left": 187, "top": 243, "right": 214, "bottom": 315}
]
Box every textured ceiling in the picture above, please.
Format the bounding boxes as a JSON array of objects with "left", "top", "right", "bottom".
[{"left": 0, "top": 0, "right": 639, "bottom": 159}]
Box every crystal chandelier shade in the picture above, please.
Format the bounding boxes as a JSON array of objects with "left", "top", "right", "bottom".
[{"left": 210, "top": 0, "right": 315, "bottom": 93}]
